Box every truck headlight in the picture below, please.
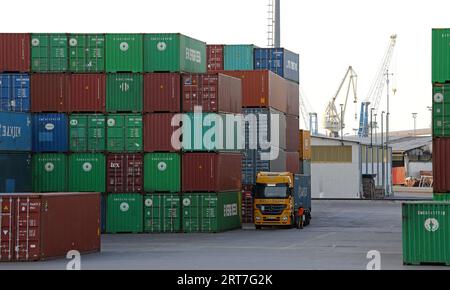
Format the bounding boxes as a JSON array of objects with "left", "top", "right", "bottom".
[
  {"left": 255, "top": 216, "right": 261, "bottom": 221},
  {"left": 282, "top": 216, "right": 288, "bottom": 221}
]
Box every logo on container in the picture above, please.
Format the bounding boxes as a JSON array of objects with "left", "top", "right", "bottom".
[
  {"left": 185, "top": 48, "right": 201, "bottom": 64},
  {"left": 224, "top": 203, "right": 238, "bottom": 217},
  {"left": 158, "top": 162, "right": 168, "bottom": 171},
  {"left": 120, "top": 202, "right": 130, "bottom": 212},
  {"left": 157, "top": 42, "right": 167, "bottom": 51},
  {"left": 45, "top": 123, "right": 55, "bottom": 131},
  {"left": 82, "top": 162, "right": 93, "bottom": 172},
  {"left": 145, "top": 198, "right": 153, "bottom": 207},
  {"left": 119, "top": 42, "right": 129, "bottom": 52},
  {"left": 425, "top": 218, "right": 439, "bottom": 232},
  {"left": 183, "top": 198, "right": 191, "bottom": 207},
  {"left": 119, "top": 82, "right": 130, "bottom": 92},
  {"left": 0, "top": 124, "right": 22, "bottom": 139},
  {"left": 44, "top": 162, "right": 55, "bottom": 172},
  {"left": 287, "top": 60, "right": 299, "bottom": 72}
]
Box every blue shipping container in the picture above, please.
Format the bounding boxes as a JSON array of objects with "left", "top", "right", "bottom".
[
  {"left": 254, "top": 48, "right": 300, "bottom": 83},
  {"left": 242, "top": 108, "right": 286, "bottom": 150},
  {"left": 300, "top": 159, "right": 311, "bottom": 176},
  {"left": 32, "top": 113, "right": 69, "bottom": 153},
  {"left": 0, "top": 74, "right": 30, "bottom": 112},
  {"left": 294, "top": 174, "right": 311, "bottom": 211},
  {"left": 242, "top": 150, "right": 256, "bottom": 185},
  {"left": 0, "top": 153, "right": 32, "bottom": 193},
  {"left": 0, "top": 112, "right": 32, "bottom": 151},
  {"left": 224, "top": 45, "right": 256, "bottom": 71}
]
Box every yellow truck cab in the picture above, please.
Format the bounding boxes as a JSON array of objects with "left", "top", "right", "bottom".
[{"left": 253, "top": 172, "right": 311, "bottom": 229}]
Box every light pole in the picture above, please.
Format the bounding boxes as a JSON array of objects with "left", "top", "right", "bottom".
[
  {"left": 340, "top": 104, "right": 344, "bottom": 141},
  {"left": 381, "top": 111, "right": 386, "bottom": 196},
  {"left": 374, "top": 113, "right": 379, "bottom": 186},
  {"left": 385, "top": 70, "right": 393, "bottom": 196},
  {"left": 370, "top": 108, "right": 375, "bottom": 147},
  {"left": 412, "top": 113, "right": 418, "bottom": 136}
]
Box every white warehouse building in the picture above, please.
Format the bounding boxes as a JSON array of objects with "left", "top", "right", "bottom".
[{"left": 311, "top": 136, "right": 393, "bottom": 199}]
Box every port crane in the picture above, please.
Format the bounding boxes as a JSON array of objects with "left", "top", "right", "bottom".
[
  {"left": 358, "top": 35, "right": 397, "bottom": 137},
  {"left": 299, "top": 88, "right": 318, "bottom": 134},
  {"left": 323, "top": 66, "right": 358, "bottom": 137}
]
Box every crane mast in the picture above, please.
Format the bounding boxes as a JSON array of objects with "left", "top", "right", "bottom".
[
  {"left": 323, "top": 66, "right": 358, "bottom": 137},
  {"left": 358, "top": 34, "right": 397, "bottom": 138}
]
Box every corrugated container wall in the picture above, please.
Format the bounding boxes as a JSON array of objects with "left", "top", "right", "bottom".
[
  {"left": 221, "top": 70, "right": 287, "bottom": 113},
  {"left": 144, "top": 113, "right": 181, "bottom": 152},
  {"left": 143, "top": 33, "right": 206, "bottom": 73},
  {"left": 68, "top": 153, "right": 105, "bottom": 192},
  {"left": 0, "top": 33, "right": 30, "bottom": 73},
  {"left": 434, "top": 193, "right": 450, "bottom": 202},
  {"left": 106, "top": 34, "right": 143, "bottom": 73},
  {"left": 106, "top": 193, "right": 143, "bottom": 234},
  {"left": 68, "top": 34, "right": 105, "bottom": 72},
  {"left": 143, "top": 73, "right": 181, "bottom": 113},
  {"left": 207, "top": 45, "right": 224, "bottom": 72},
  {"left": 182, "top": 192, "right": 241, "bottom": 233},
  {"left": 0, "top": 74, "right": 30, "bottom": 112},
  {"left": 0, "top": 153, "right": 32, "bottom": 193},
  {"left": 0, "top": 112, "right": 31, "bottom": 151},
  {"left": 299, "top": 130, "right": 311, "bottom": 160},
  {"left": 402, "top": 202, "right": 450, "bottom": 266},
  {"left": 254, "top": 48, "right": 300, "bottom": 83},
  {"left": 286, "top": 151, "right": 300, "bottom": 174},
  {"left": 106, "top": 114, "right": 143, "bottom": 152},
  {"left": 69, "top": 114, "right": 106, "bottom": 152},
  {"left": 432, "top": 29, "right": 450, "bottom": 83},
  {"left": 69, "top": 74, "right": 106, "bottom": 113},
  {"left": 107, "top": 154, "right": 143, "bottom": 193},
  {"left": 224, "top": 45, "right": 255, "bottom": 71},
  {"left": 242, "top": 148, "right": 287, "bottom": 185},
  {"left": 433, "top": 83, "right": 450, "bottom": 137},
  {"left": 31, "top": 33, "right": 68, "bottom": 72},
  {"left": 31, "top": 73, "right": 69, "bottom": 112},
  {"left": 182, "top": 73, "right": 242, "bottom": 113},
  {"left": 433, "top": 138, "right": 450, "bottom": 192},
  {"left": 287, "top": 81, "right": 300, "bottom": 117},
  {"left": 106, "top": 74, "right": 143, "bottom": 112},
  {"left": 144, "top": 153, "right": 181, "bottom": 193},
  {"left": 0, "top": 193, "right": 100, "bottom": 261},
  {"left": 182, "top": 152, "right": 242, "bottom": 192},
  {"left": 32, "top": 153, "right": 67, "bottom": 192},
  {"left": 144, "top": 194, "right": 181, "bottom": 233},
  {"left": 286, "top": 115, "right": 300, "bottom": 152},
  {"left": 32, "top": 113, "right": 68, "bottom": 153}
]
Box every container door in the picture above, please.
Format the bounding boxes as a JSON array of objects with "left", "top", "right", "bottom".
[
  {"left": 0, "top": 196, "right": 14, "bottom": 261},
  {"left": 14, "top": 197, "right": 41, "bottom": 261}
]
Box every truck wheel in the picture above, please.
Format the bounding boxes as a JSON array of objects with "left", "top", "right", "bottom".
[
  {"left": 255, "top": 225, "right": 262, "bottom": 230},
  {"left": 305, "top": 213, "right": 311, "bottom": 226}
]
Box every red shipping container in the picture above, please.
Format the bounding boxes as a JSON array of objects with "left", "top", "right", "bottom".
[
  {"left": 31, "top": 73, "right": 69, "bottom": 112},
  {"left": 286, "top": 151, "right": 300, "bottom": 174},
  {"left": 0, "top": 33, "right": 30, "bottom": 73},
  {"left": 286, "top": 115, "right": 300, "bottom": 151},
  {"left": 207, "top": 45, "right": 224, "bottom": 72},
  {"left": 287, "top": 81, "right": 299, "bottom": 117},
  {"left": 182, "top": 73, "right": 242, "bottom": 114},
  {"left": 0, "top": 193, "right": 100, "bottom": 262},
  {"left": 392, "top": 167, "right": 405, "bottom": 186},
  {"left": 433, "top": 138, "right": 450, "bottom": 192},
  {"left": 143, "top": 73, "right": 181, "bottom": 113},
  {"left": 221, "top": 70, "right": 288, "bottom": 113},
  {"left": 182, "top": 152, "right": 242, "bottom": 192},
  {"left": 107, "top": 154, "right": 143, "bottom": 193},
  {"left": 68, "top": 74, "right": 106, "bottom": 113},
  {"left": 144, "top": 113, "right": 181, "bottom": 152}
]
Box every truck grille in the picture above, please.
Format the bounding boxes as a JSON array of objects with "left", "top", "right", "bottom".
[{"left": 256, "top": 204, "right": 286, "bottom": 215}]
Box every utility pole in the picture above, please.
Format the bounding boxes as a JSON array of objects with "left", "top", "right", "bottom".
[
  {"left": 374, "top": 113, "right": 379, "bottom": 186},
  {"left": 385, "top": 70, "right": 393, "bottom": 195},
  {"left": 381, "top": 111, "right": 385, "bottom": 196},
  {"left": 412, "top": 113, "right": 418, "bottom": 136},
  {"left": 340, "top": 104, "right": 344, "bottom": 141}
]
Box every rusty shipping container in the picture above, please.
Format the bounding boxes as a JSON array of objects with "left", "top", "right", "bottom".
[
  {"left": 107, "top": 154, "right": 143, "bottom": 193},
  {"left": 182, "top": 73, "right": 242, "bottom": 113},
  {"left": 31, "top": 73, "right": 69, "bottom": 112},
  {"left": 287, "top": 81, "right": 299, "bottom": 117},
  {"left": 433, "top": 138, "right": 450, "bottom": 192},
  {"left": 182, "top": 152, "right": 242, "bottom": 192},
  {"left": 286, "top": 115, "right": 300, "bottom": 152},
  {"left": 286, "top": 151, "right": 300, "bottom": 174},
  {"left": 0, "top": 192, "right": 100, "bottom": 262},
  {"left": 207, "top": 45, "right": 224, "bottom": 72},
  {"left": 299, "top": 130, "right": 311, "bottom": 160},
  {"left": 143, "top": 73, "right": 181, "bottom": 113},
  {"left": 144, "top": 113, "right": 181, "bottom": 152},
  {"left": 0, "top": 34, "right": 30, "bottom": 73},
  {"left": 221, "top": 70, "right": 287, "bottom": 113},
  {"left": 69, "top": 74, "right": 106, "bottom": 113}
]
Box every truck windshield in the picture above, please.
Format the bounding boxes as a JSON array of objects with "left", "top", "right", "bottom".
[{"left": 255, "top": 185, "right": 289, "bottom": 199}]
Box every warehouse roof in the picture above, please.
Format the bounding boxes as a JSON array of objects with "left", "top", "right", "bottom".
[{"left": 387, "top": 136, "right": 432, "bottom": 153}]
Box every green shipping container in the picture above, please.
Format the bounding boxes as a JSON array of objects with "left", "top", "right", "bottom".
[
  {"left": 32, "top": 153, "right": 67, "bottom": 192},
  {"left": 144, "top": 194, "right": 181, "bottom": 233},
  {"left": 106, "top": 34, "right": 143, "bottom": 73},
  {"left": 107, "top": 114, "right": 143, "bottom": 152},
  {"left": 434, "top": 193, "right": 450, "bottom": 202},
  {"left": 182, "top": 113, "right": 241, "bottom": 151},
  {"left": 224, "top": 45, "right": 256, "bottom": 71},
  {"left": 432, "top": 29, "right": 450, "bottom": 83},
  {"left": 106, "top": 74, "right": 143, "bottom": 112},
  {"left": 402, "top": 202, "right": 450, "bottom": 266},
  {"left": 68, "top": 34, "right": 105, "bottom": 72},
  {"left": 144, "top": 153, "right": 180, "bottom": 192},
  {"left": 69, "top": 114, "right": 106, "bottom": 152},
  {"left": 68, "top": 153, "right": 105, "bottom": 192},
  {"left": 31, "top": 33, "right": 68, "bottom": 72},
  {"left": 433, "top": 83, "right": 450, "bottom": 137},
  {"left": 182, "top": 192, "right": 241, "bottom": 233},
  {"left": 106, "top": 193, "right": 143, "bottom": 233},
  {"left": 144, "top": 33, "right": 206, "bottom": 73}
]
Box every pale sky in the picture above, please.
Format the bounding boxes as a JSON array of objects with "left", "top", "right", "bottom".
[{"left": 2, "top": 0, "right": 447, "bottom": 134}]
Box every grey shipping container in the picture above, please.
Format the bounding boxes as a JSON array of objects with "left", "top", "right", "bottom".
[
  {"left": 243, "top": 108, "right": 286, "bottom": 151},
  {"left": 300, "top": 159, "right": 311, "bottom": 176},
  {"left": 242, "top": 147, "right": 286, "bottom": 185}
]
